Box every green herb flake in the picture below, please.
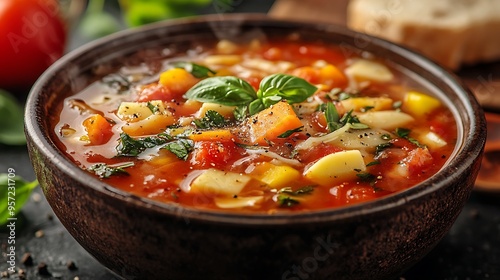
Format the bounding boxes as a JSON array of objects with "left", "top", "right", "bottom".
[
  {"left": 375, "top": 142, "right": 393, "bottom": 155},
  {"left": 146, "top": 102, "right": 160, "bottom": 114},
  {"left": 278, "top": 185, "right": 315, "bottom": 196},
  {"left": 356, "top": 172, "right": 376, "bottom": 182},
  {"left": 193, "top": 110, "right": 227, "bottom": 129},
  {"left": 395, "top": 128, "right": 411, "bottom": 138},
  {"left": 162, "top": 139, "right": 194, "bottom": 160},
  {"left": 325, "top": 102, "right": 342, "bottom": 132},
  {"left": 277, "top": 195, "right": 300, "bottom": 207},
  {"left": 278, "top": 126, "right": 303, "bottom": 138},
  {"left": 366, "top": 161, "right": 381, "bottom": 167},
  {"left": 116, "top": 132, "right": 173, "bottom": 157},
  {"left": 88, "top": 162, "right": 134, "bottom": 178}
]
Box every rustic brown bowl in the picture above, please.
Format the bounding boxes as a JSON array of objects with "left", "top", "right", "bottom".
[{"left": 25, "top": 14, "right": 486, "bottom": 280}]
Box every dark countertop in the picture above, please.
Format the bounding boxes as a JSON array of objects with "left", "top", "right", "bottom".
[{"left": 1, "top": 1, "right": 500, "bottom": 279}]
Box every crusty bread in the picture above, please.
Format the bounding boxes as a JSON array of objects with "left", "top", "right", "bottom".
[{"left": 347, "top": 0, "right": 500, "bottom": 69}]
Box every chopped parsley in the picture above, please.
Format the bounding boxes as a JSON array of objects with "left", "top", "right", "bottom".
[
  {"left": 88, "top": 162, "right": 134, "bottom": 178},
  {"left": 116, "top": 132, "right": 174, "bottom": 157},
  {"left": 162, "top": 139, "right": 194, "bottom": 160},
  {"left": 193, "top": 110, "right": 227, "bottom": 129},
  {"left": 276, "top": 186, "right": 315, "bottom": 207}
]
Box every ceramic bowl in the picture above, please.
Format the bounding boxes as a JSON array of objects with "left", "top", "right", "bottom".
[{"left": 25, "top": 14, "right": 486, "bottom": 280}]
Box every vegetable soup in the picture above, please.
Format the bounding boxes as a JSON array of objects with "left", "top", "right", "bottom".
[{"left": 54, "top": 36, "right": 457, "bottom": 213}]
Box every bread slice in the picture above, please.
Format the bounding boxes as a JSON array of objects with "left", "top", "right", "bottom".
[{"left": 347, "top": 0, "right": 500, "bottom": 69}]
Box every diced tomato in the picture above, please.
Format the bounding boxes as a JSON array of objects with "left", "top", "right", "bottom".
[
  {"left": 291, "top": 67, "right": 321, "bottom": 84},
  {"left": 136, "top": 84, "right": 174, "bottom": 102},
  {"left": 191, "top": 141, "right": 241, "bottom": 169},
  {"left": 406, "top": 147, "right": 433, "bottom": 176}
]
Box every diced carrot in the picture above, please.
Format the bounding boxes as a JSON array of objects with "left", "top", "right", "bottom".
[
  {"left": 319, "top": 64, "right": 348, "bottom": 88},
  {"left": 188, "top": 129, "right": 234, "bottom": 142},
  {"left": 247, "top": 101, "right": 304, "bottom": 145},
  {"left": 159, "top": 68, "right": 200, "bottom": 97},
  {"left": 82, "top": 114, "right": 113, "bottom": 145}
]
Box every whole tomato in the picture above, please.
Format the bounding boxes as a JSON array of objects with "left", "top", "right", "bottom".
[{"left": 0, "top": 0, "right": 67, "bottom": 93}]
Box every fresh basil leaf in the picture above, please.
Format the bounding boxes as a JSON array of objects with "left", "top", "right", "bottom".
[
  {"left": 88, "top": 162, "right": 134, "bottom": 178},
  {"left": 233, "top": 105, "right": 248, "bottom": 121},
  {"left": 278, "top": 126, "right": 303, "bottom": 138},
  {"left": 0, "top": 174, "right": 38, "bottom": 225},
  {"left": 0, "top": 90, "right": 26, "bottom": 145},
  {"left": 117, "top": 132, "right": 173, "bottom": 157},
  {"left": 248, "top": 99, "right": 266, "bottom": 116},
  {"left": 184, "top": 76, "right": 257, "bottom": 106},
  {"left": 173, "top": 62, "right": 216, "bottom": 78},
  {"left": 257, "top": 74, "right": 317, "bottom": 104},
  {"left": 163, "top": 139, "right": 194, "bottom": 160},
  {"left": 193, "top": 110, "right": 227, "bottom": 129}
]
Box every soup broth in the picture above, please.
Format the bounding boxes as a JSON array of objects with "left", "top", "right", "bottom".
[{"left": 54, "top": 36, "right": 457, "bottom": 213}]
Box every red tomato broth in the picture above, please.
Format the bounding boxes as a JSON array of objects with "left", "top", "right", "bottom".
[{"left": 53, "top": 37, "right": 457, "bottom": 213}]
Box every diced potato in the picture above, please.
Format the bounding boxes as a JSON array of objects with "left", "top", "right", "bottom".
[
  {"left": 190, "top": 169, "right": 252, "bottom": 196},
  {"left": 117, "top": 100, "right": 168, "bottom": 122},
  {"left": 122, "top": 114, "right": 175, "bottom": 136},
  {"left": 356, "top": 111, "right": 414, "bottom": 130},
  {"left": 328, "top": 128, "right": 392, "bottom": 151},
  {"left": 345, "top": 59, "right": 394, "bottom": 82},
  {"left": 195, "top": 103, "right": 236, "bottom": 118},
  {"left": 403, "top": 91, "right": 441, "bottom": 117},
  {"left": 419, "top": 131, "right": 447, "bottom": 149},
  {"left": 214, "top": 196, "right": 264, "bottom": 209},
  {"left": 340, "top": 97, "right": 393, "bottom": 112},
  {"left": 204, "top": 55, "right": 242, "bottom": 66},
  {"left": 216, "top": 40, "right": 238, "bottom": 54},
  {"left": 304, "top": 150, "right": 366, "bottom": 186},
  {"left": 250, "top": 162, "right": 301, "bottom": 189}
]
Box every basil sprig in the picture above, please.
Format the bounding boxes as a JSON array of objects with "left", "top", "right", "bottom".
[{"left": 184, "top": 73, "right": 317, "bottom": 117}]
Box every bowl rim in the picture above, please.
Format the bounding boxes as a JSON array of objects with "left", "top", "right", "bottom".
[{"left": 25, "top": 13, "right": 486, "bottom": 225}]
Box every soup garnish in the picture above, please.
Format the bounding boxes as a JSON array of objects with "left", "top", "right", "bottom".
[{"left": 54, "top": 38, "right": 457, "bottom": 213}]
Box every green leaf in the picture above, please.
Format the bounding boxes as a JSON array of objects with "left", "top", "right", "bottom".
[
  {"left": 277, "top": 195, "right": 300, "bottom": 207},
  {"left": 395, "top": 128, "right": 411, "bottom": 138},
  {"left": 88, "top": 162, "right": 134, "bottom": 178},
  {"left": 116, "top": 132, "right": 173, "bottom": 157},
  {"left": 0, "top": 90, "right": 26, "bottom": 145},
  {"left": 278, "top": 185, "right": 315, "bottom": 196},
  {"left": 324, "top": 102, "right": 341, "bottom": 132},
  {"left": 233, "top": 105, "right": 248, "bottom": 121},
  {"left": 184, "top": 76, "right": 257, "bottom": 106},
  {"left": 0, "top": 174, "right": 38, "bottom": 225},
  {"left": 162, "top": 139, "right": 194, "bottom": 160},
  {"left": 248, "top": 99, "right": 266, "bottom": 116},
  {"left": 277, "top": 126, "right": 303, "bottom": 138},
  {"left": 173, "top": 62, "right": 216, "bottom": 78},
  {"left": 257, "top": 74, "right": 317, "bottom": 104},
  {"left": 193, "top": 110, "right": 227, "bottom": 129},
  {"left": 147, "top": 102, "right": 160, "bottom": 114}
]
